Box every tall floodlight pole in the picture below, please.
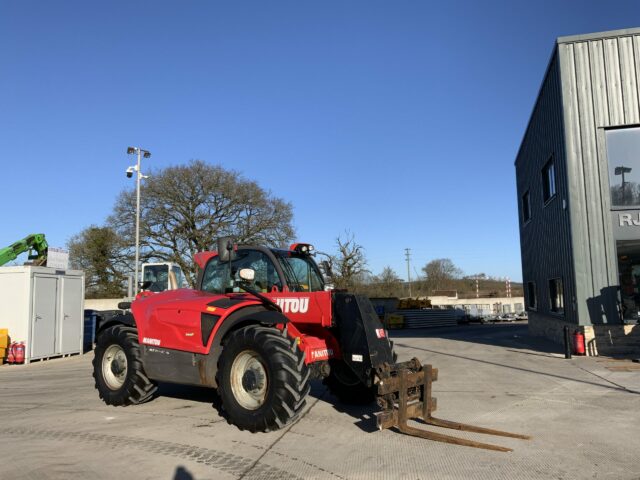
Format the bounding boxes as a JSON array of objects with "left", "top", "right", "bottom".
[
  {"left": 126, "top": 146, "right": 151, "bottom": 294},
  {"left": 405, "top": 248, "right": 412, "bottom": 298}
]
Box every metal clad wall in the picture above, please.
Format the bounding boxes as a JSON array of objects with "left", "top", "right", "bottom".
[
  {"left": 559, "top": 31, "right": 640, "bottom": 324},
  {"left": 619, "top": 37, "right": 639, "bottom": 124},
  {"left": 515, "top": 51, "right": 577, "bottom": 325}
]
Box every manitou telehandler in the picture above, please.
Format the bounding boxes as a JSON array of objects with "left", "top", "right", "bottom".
[{"left": 93, "top": 239, "right": 529, "bottom": 451}]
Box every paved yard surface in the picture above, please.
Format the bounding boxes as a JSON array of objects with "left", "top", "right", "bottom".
[{"left": 1, "top": 323, "right": 639, "bottom": 480}]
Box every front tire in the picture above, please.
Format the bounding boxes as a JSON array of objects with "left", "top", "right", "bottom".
[
  {"left": 93, "top": 325, "right": 157, "bottom": 406},
  {"left": 217, "top": 325, "right": 310, "bottom": 432}
]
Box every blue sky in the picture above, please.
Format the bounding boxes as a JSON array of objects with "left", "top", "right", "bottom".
[{"left": 1, "top": 1, "right": 639, "bottom": 281}]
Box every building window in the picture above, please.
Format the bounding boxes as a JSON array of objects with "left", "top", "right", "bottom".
[
  {"left": 522, "top": 190, "right": 531, "bottom": 223},
  {"left": 606, "top": 127, "right": 640, "bottom": 209},
  {"left": 526, "top": 282, "right": 536, "bottom": 309},
  {"left": 542, "top": 159, "right": 556, "bottom": 203},
  {"left": 549, "top": 278, "right": 564, "bottom": 314}
]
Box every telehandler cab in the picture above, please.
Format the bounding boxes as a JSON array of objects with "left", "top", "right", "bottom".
[{"left": 93, "top": 238, "right": 529, "bottom": 451}]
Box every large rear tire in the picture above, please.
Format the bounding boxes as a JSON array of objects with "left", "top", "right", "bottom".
[
  {"left": 324, "top": 360, "right": 377, "bottom": 405},
  {"left": 217, "top": 325, "right": 310, "bottom": 432},
  {"left": 324, "top": 345, "right": 397, "bottom": 405},
  {"left": 93, "top": 325, "right": 157, "bottom": 406}
]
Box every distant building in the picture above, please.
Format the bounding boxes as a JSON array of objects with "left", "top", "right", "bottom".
[
  {"left": 515, "top": 28, "right": 640, "bottom": 355},
  {"left": 428, "top": 292, "right": 525, "bottom": 317}
]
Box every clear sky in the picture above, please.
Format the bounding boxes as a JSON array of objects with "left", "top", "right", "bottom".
[{"left": 1, "top": 1, "right": 639, "bottom": 281}]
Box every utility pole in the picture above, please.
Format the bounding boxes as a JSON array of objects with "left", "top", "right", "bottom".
[
  {"left": 476, "top": 277, "right": 479, "bottom": 298},
  {"left": 405, "top": 248, "right": 412, "bottom": 298}
]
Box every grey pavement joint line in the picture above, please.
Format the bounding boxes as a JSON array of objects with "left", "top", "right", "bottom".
[
  {"left": 236, "top": 388, "right": 346, "bottom": 480},
  {"left": 575, "top": 364, "right": 640, "bottom": 395},
  {"left": 4, "top": 427, "right": 302, "bottom": 480},
  {"left": 0, "top": 401, "right": 226, "bottom": 424}
]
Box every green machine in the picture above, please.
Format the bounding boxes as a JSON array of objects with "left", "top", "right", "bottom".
[{"left": 0, "top": 234, "right": 48, "bottom": 267}]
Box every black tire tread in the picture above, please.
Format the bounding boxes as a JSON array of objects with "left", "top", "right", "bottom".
[
  {"left": 216, "top": 325, "right": 310, "bottom": 433},
  {"left": 93, "top": 325, "right": 157, "bottom": 406}
]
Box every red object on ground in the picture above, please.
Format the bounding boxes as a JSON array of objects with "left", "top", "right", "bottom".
[
  {"left": 573, "top": 330, "right": 586, "bottom": 355},
  {"left": 13, "top": 342, "right": 25, "bottom": 364},
  {"left": 6, "top": 342, "right": 15, "bottom": 364}
]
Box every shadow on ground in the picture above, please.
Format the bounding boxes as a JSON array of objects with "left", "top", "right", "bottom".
[
  {"left": 155, "top": 382, "right": 219, "bottom": 406},
  {"left": 390, "top": 323, "right": 562, "bottom": 356}
]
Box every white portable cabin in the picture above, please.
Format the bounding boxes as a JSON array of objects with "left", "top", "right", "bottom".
[{"left": 0, "top": 266, "right": 84, "bottom": 363}]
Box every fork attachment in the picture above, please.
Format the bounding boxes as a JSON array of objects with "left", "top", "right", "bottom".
[{"left": 374, "top": 358, "right": 530, "bottom": 452}]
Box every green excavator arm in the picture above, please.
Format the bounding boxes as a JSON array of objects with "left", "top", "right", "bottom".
[{"left": 0, "top": 234, "right": 49, "bottom": 267}]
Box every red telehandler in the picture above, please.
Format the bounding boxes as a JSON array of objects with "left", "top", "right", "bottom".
[{"left": 93, "top": 239, "right": 528, "bottom": 451}]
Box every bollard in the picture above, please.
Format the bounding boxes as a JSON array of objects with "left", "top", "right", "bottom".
[{"left": 563, "top": 326, "right": 572, "bottom": 359}]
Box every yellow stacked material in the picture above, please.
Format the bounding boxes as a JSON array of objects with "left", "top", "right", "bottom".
[
  {"left": 397, "top": 298, "right": 432, "bottom": 310},
  {"left": 0, "top": 329, "right": 9, "bottom": 364},
  {"left": 0, "top": 329, "right": 8, "bottom": 348},
  {"left": 386, "top": 313, "right": 404, "bottom": 329}
]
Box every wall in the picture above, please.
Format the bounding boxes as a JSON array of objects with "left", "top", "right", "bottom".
[
  {"left": 558, "top": 29, "right": 640, "bottom": 325},
  {"left": 85, "top": 298, "right": 122, "bottom": 311},
  {"left": 515, "top": 49, "right": 577, "bottom": 328}
]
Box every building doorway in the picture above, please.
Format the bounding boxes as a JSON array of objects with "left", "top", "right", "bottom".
[{"left": 616, "top": 240, "right": 640, "bottom": 321}]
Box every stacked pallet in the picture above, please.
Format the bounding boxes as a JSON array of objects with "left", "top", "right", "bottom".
[
  {"left": 400, "top": 309, "right": 458, "bottom": 329},
  {"left": 385, "top": 314, "right": 405, "bottom": 329},
  {"left": 0, "top": 329, "right": 9, "bottom": 364}
]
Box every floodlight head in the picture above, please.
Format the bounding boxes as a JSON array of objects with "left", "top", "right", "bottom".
[
  {"left": 143, "top": 150, "right": 151, "bottom": 159},
  {"left": 127, "top": 146, "right": 136, "bottom": 155},
  {"left": 615, "top": 166, "right": 632, "bottom": 175}
]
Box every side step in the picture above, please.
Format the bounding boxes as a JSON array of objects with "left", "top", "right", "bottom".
[{"left": 374, "top": 358, "right": 530, "bottom": 452}]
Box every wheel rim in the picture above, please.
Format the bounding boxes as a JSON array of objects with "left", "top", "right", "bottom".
[
  {"left": 230, "top": 350, "right": 268, "bottom": 410},
  {"left": 102, "top": 344, "right": 128, "bottom": 390}
]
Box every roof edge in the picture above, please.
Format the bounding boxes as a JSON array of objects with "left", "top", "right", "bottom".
[
  {"left": 513, "top": 44, "right": 559, "bottom": 167},
  {"left": 557, "top": 26, "right": 640, "bottom": 44}
]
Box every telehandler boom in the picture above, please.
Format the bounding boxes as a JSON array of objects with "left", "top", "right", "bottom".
[{"left": 0, "top": 234, "right": 48, "bottom": 267}]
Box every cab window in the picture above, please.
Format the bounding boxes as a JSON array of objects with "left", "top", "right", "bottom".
[
  {"left": 201, "top": 250, "right": 281, "bottom": 293},
  {"left": 276, "top": 253, "right": 324, "bottom": 292},
  {"left": 143, "top": 265, "right": 169, "bottom": 292}
]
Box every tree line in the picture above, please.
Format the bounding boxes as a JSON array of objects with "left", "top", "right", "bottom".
[{"left": 69, "top": 160, "right": 518, "bottom": 299}]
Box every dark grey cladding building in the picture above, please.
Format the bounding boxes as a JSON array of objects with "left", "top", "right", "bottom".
[{"left": 515, "top": 28, "right": 640, "bottom": 355}]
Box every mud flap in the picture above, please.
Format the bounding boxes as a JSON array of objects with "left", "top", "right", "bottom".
[{"left": 374, "top": 358, "right": 531, "bottom": 452}]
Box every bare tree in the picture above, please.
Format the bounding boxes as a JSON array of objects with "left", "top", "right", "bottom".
[
  {"left": 366, "top": 266, "right": 402, "bottom": 297},
  {"left": 107, "top": 160, "right": 295, "bottom": 285},
  {"left": 422, "top": 258, "right": 463, "bottom": 293},
  {"left": 331, "top": 231, "right": 368, "bottom": 289}
]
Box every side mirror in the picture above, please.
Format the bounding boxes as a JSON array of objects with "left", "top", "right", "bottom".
[
  {"left": 238, "top": 268, "right": 255, "bottom": 282},
  {"left": 118, "top": 301, "right": 132, "bottom": 310},
  {"left": 217, "top": 237, "right": 236, "bottom": 262},
  {"left": 139, "top": 280, "right": 152, "bottom": 290}
]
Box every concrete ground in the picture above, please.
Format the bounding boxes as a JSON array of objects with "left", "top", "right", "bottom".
[{"left": 1, "top": 323, "right": 639, "bottom": 480}]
